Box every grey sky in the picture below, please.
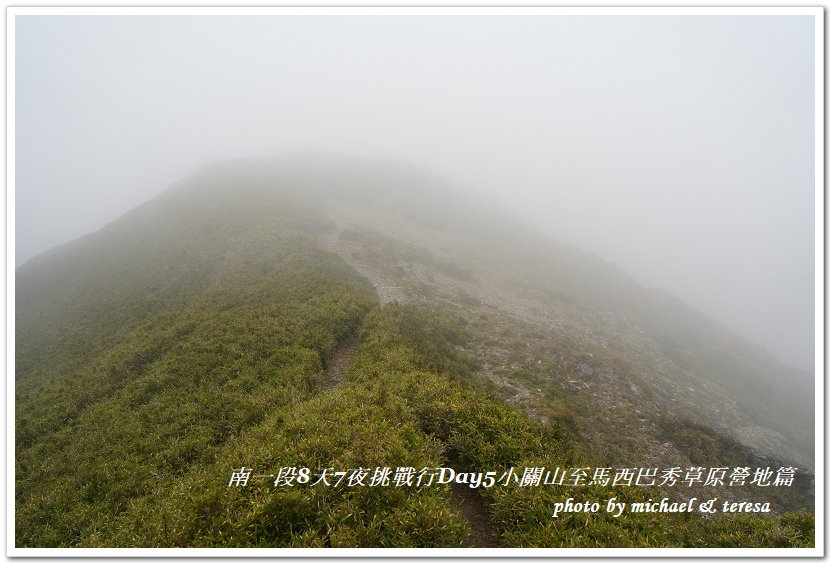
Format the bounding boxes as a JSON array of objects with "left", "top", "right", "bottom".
[{"left": 14, "top": 14, "right": 817, "bottom": 372}]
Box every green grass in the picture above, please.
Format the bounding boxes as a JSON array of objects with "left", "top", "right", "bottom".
[{"left": 15, "top": 170, "right": 814, "bottom": 548}]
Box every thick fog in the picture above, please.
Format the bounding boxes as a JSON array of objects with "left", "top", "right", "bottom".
[{"left": 15, "top": 14, "right": 816, "bottom": 373}]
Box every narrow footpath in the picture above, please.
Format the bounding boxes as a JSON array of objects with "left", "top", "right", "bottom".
[{"left": 323, "top": 332, "right": 360, "bottom": 391}]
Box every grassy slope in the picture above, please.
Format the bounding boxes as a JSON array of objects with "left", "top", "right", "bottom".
[
  {"left": 16, "top": 191, "right": 375, "bottom": 546},
  {"left": 24, "top": 299, "right": 811, "bottom": 548},
  {"left": 15, "top": 161, "right": 814, "bottom": 548}
]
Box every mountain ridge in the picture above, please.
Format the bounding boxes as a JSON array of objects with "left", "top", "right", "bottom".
[{"left": 15, "top": 154, "right": 815, "bottom": 547}]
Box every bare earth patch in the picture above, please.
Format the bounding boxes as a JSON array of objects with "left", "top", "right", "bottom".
[
  {"left": 323, "top": 332, "right": 360, "bottom": 391},
  {"left": 450, "top": 483, "right": 499, "bottom": 548}
]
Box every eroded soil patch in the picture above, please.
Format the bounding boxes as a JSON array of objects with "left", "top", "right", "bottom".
[
  {"left": 323, "top": 332, "right": 360, "bottom": 391},
  {"left": 450, "top": 483, "right": 499, "bottom": 548}
]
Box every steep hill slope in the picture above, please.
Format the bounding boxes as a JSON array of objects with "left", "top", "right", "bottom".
[{"left": 15, "top": 154, "right": 814, "bottom": 548}]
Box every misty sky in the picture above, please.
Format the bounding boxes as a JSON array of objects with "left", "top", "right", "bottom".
[{"left": 15, "top": 13, "right": 817, "bottom": 372}]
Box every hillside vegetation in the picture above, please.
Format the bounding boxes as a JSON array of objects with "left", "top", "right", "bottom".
[{"left": 15, "top": 155, "right": 814, "bottom": 548}]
